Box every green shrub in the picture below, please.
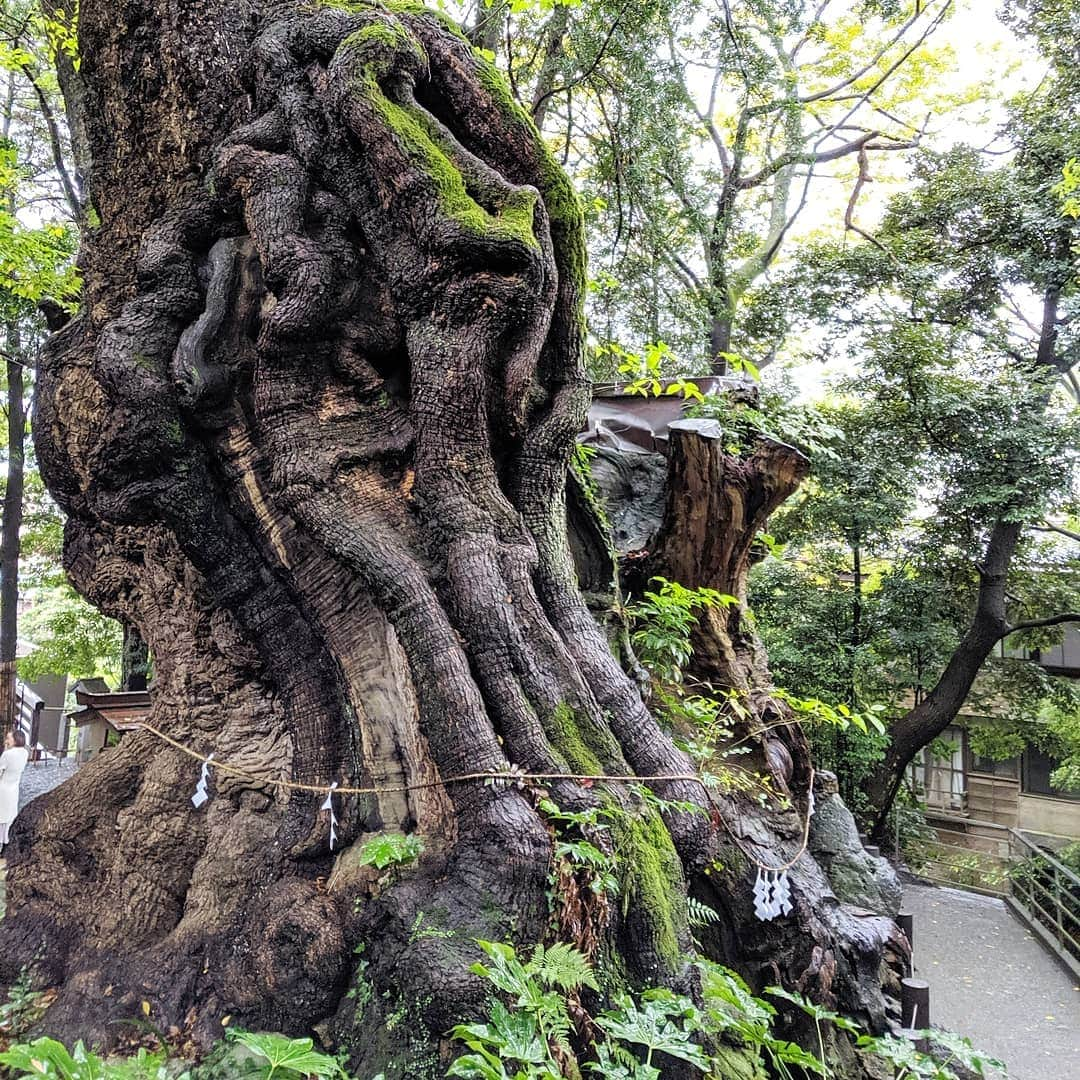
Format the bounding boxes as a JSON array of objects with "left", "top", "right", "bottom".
[
  {"left": 0, "top": 1039, "right": 172, "bottom": 1079},
  {"left": 356, "top": 833, "right": 424, "bottom": 871}
]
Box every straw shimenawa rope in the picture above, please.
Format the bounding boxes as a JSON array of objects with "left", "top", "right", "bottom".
[{"left": 136, "top": 721, "right": 816, "bottom": 873}]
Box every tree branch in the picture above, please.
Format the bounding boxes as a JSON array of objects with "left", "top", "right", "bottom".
[
  {"left": 18, "top": 63, "right": 83, "bottom": 226},
  {"left": 736, "top": 130, "right": 916, "bottom": 190},
  {"left": 530, "top": 7, "right": 625, "bottom": 121},
  {"left": 1031, "top": 522, "right": 1080, "bottom": 543},
  {"left": 1004, "top": 613, "right": 1080, "bottom": 637},
  {"left": 666, "top": 250, "right": 703, "bottom": 291},
  {"left": 798, "top": 0, "right": 949, "bottom": 105},
  {"left": 844, "top": 146, "right": 888, "bottom": 252}
]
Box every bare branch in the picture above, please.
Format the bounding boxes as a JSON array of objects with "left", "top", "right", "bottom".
[
  {"left": 737, "top": 129, "right": 916, "bottom": 190},
  {"left": 791, "top": 0, "right": 833, "bottom": 62},
  {"left": 667, "top": 251, "right": 704, "bottom": 291},
  {"left": 843, "top": 146, "right": 889, "bottom": 252},
  {"left": 1031, "top": 522, "right": 1080, "bottom": 544},
  {"left": 1004, "top": 613, "right": 1080, "bottom": 638}
]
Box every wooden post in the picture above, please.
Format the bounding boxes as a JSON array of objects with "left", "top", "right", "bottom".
[
  {"left": 897, "top": 910, "right": 914, "bottom": 949},
  {"left": 899, "top": 1029, "right": 930, "bottom": 1052},
  {"left": 901, "top": 978, "right": 930, "bottom": 1030},
  {"left": 897, "top": 910, "right": 914, "bottom": 976}
]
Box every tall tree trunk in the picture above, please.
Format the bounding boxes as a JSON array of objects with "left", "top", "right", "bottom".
[
  {"left": 0, "top": 341, "right": 25, "bottom": 732},
  {"left": 0, "top": 4, "right": 901, "bottom": 1074},
  {"left": 469, "top": 0, "right": 508, "bottom": 55},
  {"left": 851, "top": 531, "right": 862, "bottom": 707},
  {"left": 529, "top": 6, "right": 571, "bottom": 133},
  {"left": 708, "top": 312, "right": 732, "bottom": 374},
  {"left": 865, "top": 280, "right": 1073, "bottom": 841},
  {"left": 866, "top": 520, "right": 1022, "bottom": 841},
  {"left": 1, "top": 74, "right": 23, "bottom": 733}
]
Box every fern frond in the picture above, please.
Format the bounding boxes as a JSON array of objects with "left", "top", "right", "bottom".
[
  {"left": 531, "top": 941, "right": 599, "bottom": 993},
  {"left": 688, "top": 897, "right": 721, "bottom": 928}
]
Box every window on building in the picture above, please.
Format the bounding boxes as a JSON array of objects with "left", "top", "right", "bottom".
[
  {"left": 915, "top": 726, "right": 966, "bottom": 810},
  {"left": 968, "top": 752, "right": 1019, "bottom": 780},
  {"left": 1021, "top": 749, "right": 1080, "bottom": 800}
]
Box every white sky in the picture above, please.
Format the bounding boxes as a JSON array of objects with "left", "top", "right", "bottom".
[{"left": 777, "top": 0, "right": 1047, "bottom": 399}]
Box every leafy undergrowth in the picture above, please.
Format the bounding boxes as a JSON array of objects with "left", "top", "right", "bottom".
[
  {"left": 0, "top": 1029, "right": 346, "bottom": 1079},
  {"left": 0, "top": 943, "right": 1005, "bottom": 1080},
  {"left": 448, "top": 942, "right": 1004, "bottom": 1080}
]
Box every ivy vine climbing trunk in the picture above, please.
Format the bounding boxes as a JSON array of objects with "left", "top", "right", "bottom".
[{"left": 0, "top": 2, "right": 903, "bottom": 1076}]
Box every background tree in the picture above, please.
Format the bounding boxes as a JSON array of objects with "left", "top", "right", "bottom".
[
  {"left": 751, "top": 401, "right": 1080, "bottom": 820},
  {"left": 17, "top": 471, "right": 123, "bottom": 686},
  {"left": 750, "top": 8, "right": 1080, "bottom": 835},
  {"left": 0, "top": 3, "right": 80, "bottom": 727},
  {"left": 466, "top": 0, "right": 969, "bottom": 374}
]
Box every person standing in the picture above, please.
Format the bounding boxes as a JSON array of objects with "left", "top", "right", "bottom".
[{"left": 0, "top": 729, "right": 29, "bottom": 852}]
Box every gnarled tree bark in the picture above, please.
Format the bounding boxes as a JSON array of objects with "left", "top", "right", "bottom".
[{"left": 1, "top": 3, "right": 902, "bottom": 1075}]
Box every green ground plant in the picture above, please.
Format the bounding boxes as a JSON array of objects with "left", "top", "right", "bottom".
[
  {"left": 0, "top": 971, "right": 48, "bottom": 1041},
  {"left": 0, "top": 1039, "right": 174, "bottom": 1079},
  {"left": 222, "top": 1032, "right": 345, "bottom": 1079},
  {"left": 355, "top": 833, "right": 424, "bottom": 871},
  {"left": 0, "top": 959, "right": 1006, "bottom": 1080},
  {"left": 447, "top": 941, "right": 1005, "bottom": 1080},
  {"left": 0, "top": 1030, "right": 348, "bottom": 1080}
]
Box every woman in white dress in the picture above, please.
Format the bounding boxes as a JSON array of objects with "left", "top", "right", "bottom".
[{"left": 0, "top": 730, "right": 29, "bottom": 850}]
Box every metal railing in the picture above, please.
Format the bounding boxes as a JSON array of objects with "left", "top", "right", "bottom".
[
  {"left": 1006, "top": 829, "right": 1080, "bottom": 973},
  {"left": 913, "top": 828, "right": 1011, "bottom": 896},
  {"left": 913, "top": 819, "right": 1080, "bottom": 976}
]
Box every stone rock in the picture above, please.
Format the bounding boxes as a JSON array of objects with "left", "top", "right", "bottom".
[
  {"left": 809, "top": 771, "right": 902, "bottom": 916},
  {"left": 587, "top": 446, "right": 668, "bottom": 554}
]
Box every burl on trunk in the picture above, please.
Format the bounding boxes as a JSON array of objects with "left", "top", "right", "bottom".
[{"left": 1, "top": 1, "right": 904, "bottom": 1074}]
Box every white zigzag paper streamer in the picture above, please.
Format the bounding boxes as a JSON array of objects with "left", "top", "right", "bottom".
[
  {"left": 321, "top": 782, "right": 339, "bottom": 851},
  {"left": 752, "top": 867, "right": 793, "bottom": 921},
  {"left": 191, "top": 755, "right": 214, "bottom": 809},
  {"left": 776, "top": 870, "right": 792, "bottom": 916}
]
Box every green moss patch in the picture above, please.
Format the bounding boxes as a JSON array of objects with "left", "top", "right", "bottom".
[
  {"left": 611, "top": 808, "right": 688, "bottom": 976},
  {"left": 542, "top": 702, "right": 621, "bottom": 775}
]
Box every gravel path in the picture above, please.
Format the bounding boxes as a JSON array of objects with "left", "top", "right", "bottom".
[
  {"left": 17, "top": 757, "right": 80, "bottom": 810},
  {"left": 904, "top": 880, "right": 1080, "bottom": 1080}
]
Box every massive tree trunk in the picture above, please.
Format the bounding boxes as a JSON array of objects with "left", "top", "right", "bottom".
[{"left": 0, "top": 2, "right": 903, "bottom": 1074}]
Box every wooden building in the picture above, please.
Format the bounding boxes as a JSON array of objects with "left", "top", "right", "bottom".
[
  {"left": 914, "top": 626, "right": 1080, "bottom": 850},
  {"left": 67, "top": 678, "right": 152, "bottom": 761}
]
